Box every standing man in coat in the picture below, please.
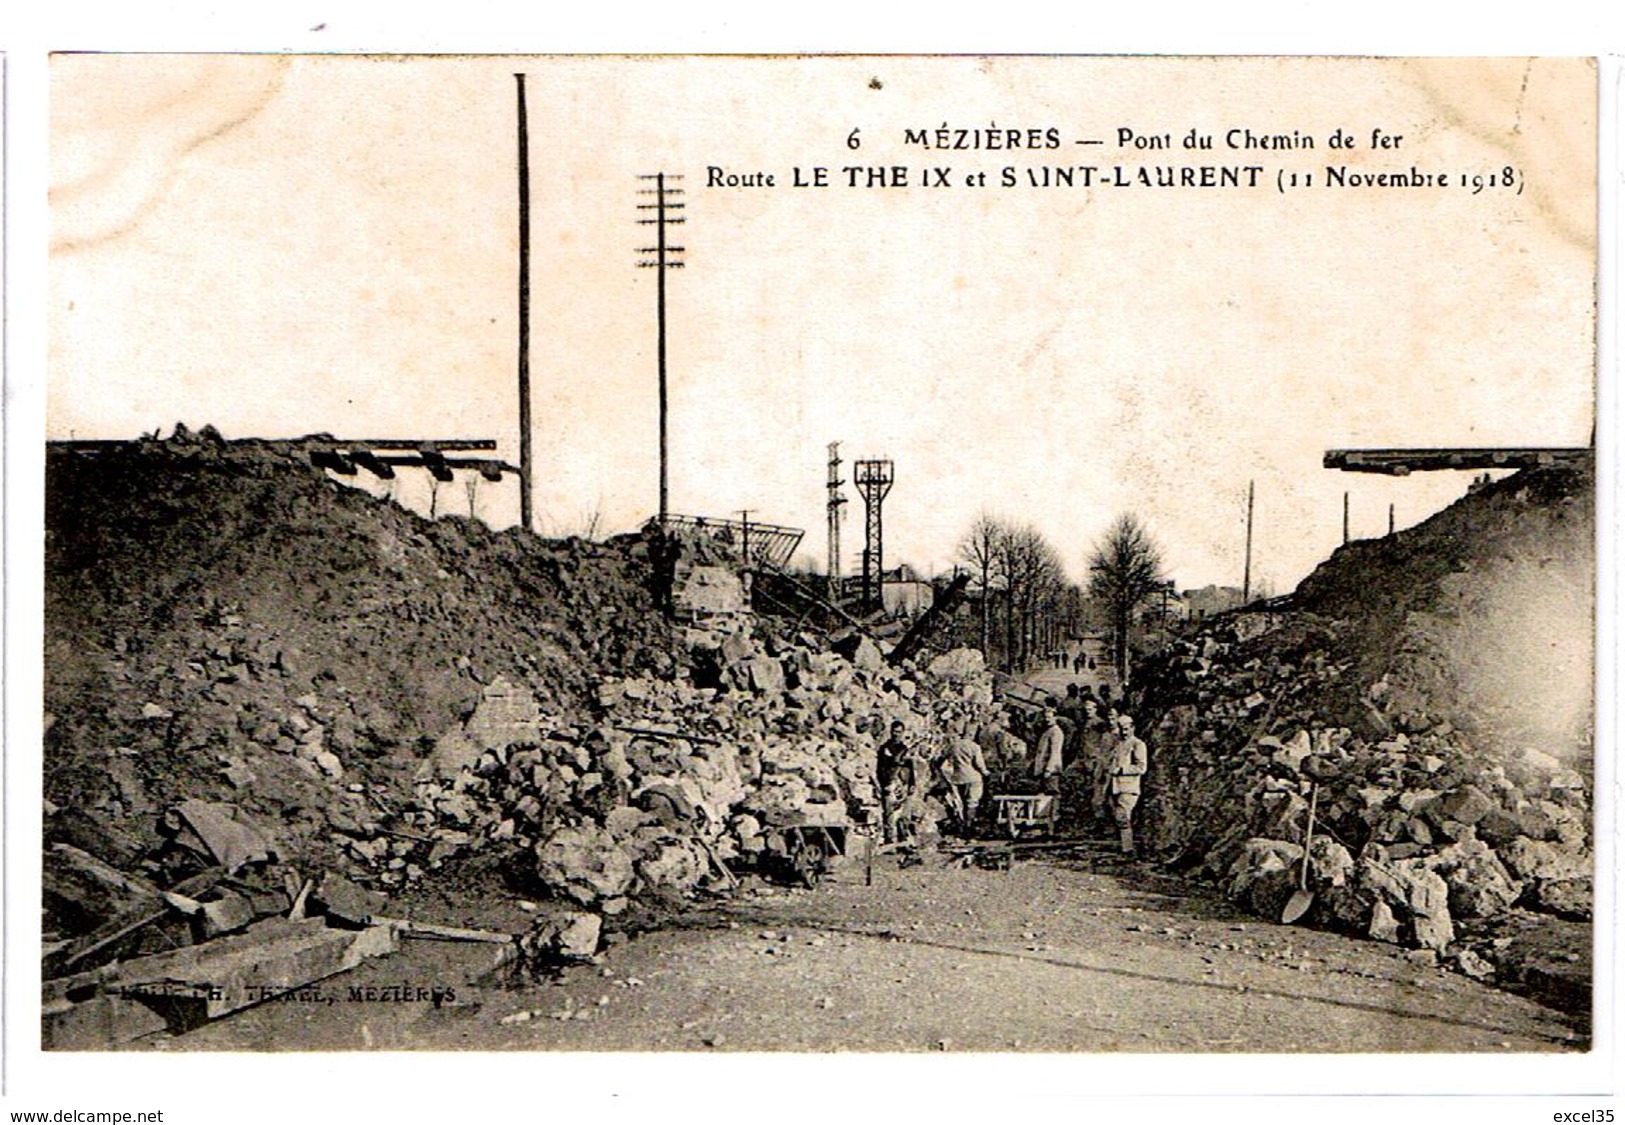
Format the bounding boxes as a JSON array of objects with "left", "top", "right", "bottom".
[
  {"left": 1108, "top": 713, "right": 1149, "bottom": 855},
  {"left": 944, "top": 724, "right": 989, "bottom": 836},
  {"left": 1032, "top": 708, "right": 1066, "bottom": 795}
]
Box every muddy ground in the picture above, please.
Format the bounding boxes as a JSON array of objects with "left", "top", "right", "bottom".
[{"left": 154, "top": 837, "right": 1586, "bottom": 1055}]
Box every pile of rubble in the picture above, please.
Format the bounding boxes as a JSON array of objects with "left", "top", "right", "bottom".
[
  {"left": 43, "top": 429, "right": 1003, "bottom": 1042},
  {"left": 42, "top": 793, "right": 525, "bottom": 1048},
  {"left": 1131, "top": 467, "right": 1593, "bottom": 990},
  {"left": 407, "top": 634, "right": 999, "bottom": 910},
  {"left": 46, "top": 428, "right": 676, "bottom": 872}
]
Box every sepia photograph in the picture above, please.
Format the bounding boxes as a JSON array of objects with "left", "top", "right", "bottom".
[{"left": 18, "top": 44, "right": 1611, "bottom": 1114}]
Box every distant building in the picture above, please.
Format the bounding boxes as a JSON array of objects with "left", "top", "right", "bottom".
[
  {"left": 881, "top": 564, "right": 933, "bottom": 618},
  {"left": 1183, "top": 584, "right": 1245, "bottom": 621},
  {"left": 1134, "top": 584, "right": 1187, "bottom": 627},
  {"left": 834, "top": 563, "right": 934, "bottom": 618}
]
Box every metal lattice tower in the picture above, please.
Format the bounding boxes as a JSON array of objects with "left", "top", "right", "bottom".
[
  {"left": 826, "top": 442, "right": 847, "bottom": 601},
  {"left": 854, "top": 459, "right": 894, "bottom": 611}
]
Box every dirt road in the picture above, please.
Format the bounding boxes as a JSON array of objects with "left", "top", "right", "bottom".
[{"left": 165, "top": 840, "right": 1584, "bottom": 1054}]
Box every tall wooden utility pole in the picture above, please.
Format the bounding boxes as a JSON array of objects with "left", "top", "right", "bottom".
[
  {"left": 637, "top": 173, "right": 685, "bottom": 523},
  {"left": 826, "top": 442, "right": 846, "bottom": 601},
  {"left": 1242, "top": 479, "right": 1254, "bottom": 604},
  {"left": 1343, "top": 490, "right": 1350, "bottom": 545},
  {"left": 515, "top": 74, "right": 534, "bottom": 532}
]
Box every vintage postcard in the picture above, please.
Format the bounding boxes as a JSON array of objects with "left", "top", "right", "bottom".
[{"left": 27, "top": 51, "right": 1606, "bottom": 1114}]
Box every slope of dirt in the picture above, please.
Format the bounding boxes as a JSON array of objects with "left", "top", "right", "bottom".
[
  {"left": 42, "top": 426, "right": 1002, "bottom": 946},
  {"left": 1290, "top": 465, "right": 1593, "bottom": 763},
  {"left": 1128, "top": 465, "right": 1595, "bottom": 1017},
  {"left": 44, "top": 426, "right": 676, "bottom": 869}
]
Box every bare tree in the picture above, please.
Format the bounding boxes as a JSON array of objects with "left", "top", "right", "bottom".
[
  {"left": 1087, "top": 514, "right": 1167, "bottom": 684},
  {"left": 1016, "top": 526, "right": 1062, "bottom": 667},
  {"left": 996, "top": 524, "right": 1025, "bottom": 670},
  {"left": 956, "top": 512, "right": 1006, "bottom": 657},
  {"left": 996, "top": 522, "right": 1068, "bottom": 672},
  {"left": 580, "top": 507, "right": 604, "bottom": 541},
  {"left": 957, "top": 515, "right": 1076, "bottom": 670}
]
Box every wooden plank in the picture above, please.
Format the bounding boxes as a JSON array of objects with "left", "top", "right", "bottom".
[
  {"left": 613, "top": 725, "right": 723, "bottom": 746},
  {"left": 311, "top": 871, "right": 387, "bottom": 926},
  {"left": 373, "top": 917, "right": 517, "bottom": 945},
  {"left": 50, "top": 867, "right": 224, "bottom": 977},
  {"left": 110, "top": 917, "right": 398, "bottom": 1022},
  {"left": 42, "top": 963, "right": 123, "bottom": 1009}
]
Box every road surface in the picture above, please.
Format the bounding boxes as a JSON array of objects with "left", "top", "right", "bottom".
[{"left": 164, "top": 839, "right": 1585, "bottom": 1054}]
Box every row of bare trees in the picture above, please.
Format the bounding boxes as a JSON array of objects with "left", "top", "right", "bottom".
[
  {"left": 957, "top": 514, "right": 1074, "bottom": 672},
  {"left": 957, "top": 511, "right": 1167, "bottom": 680}
]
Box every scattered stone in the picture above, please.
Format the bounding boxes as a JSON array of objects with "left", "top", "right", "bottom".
[
  {"left": 162, "top": 800, "right": 275, "bottom": 872},
  {"left": 311, "top": 871, "right": 386, "bottom": 926},
  {"left": 1395, "top": 861, "right": 1454, "bottom": 952},
  {"left": 1454, "top": 948, "right": 1495, "bottom": 981},
  {"left": 535, "top": 826, "right": 635, "bottom": 907},
  {"left": 221, "top": 758, "right": 258, "bottom": 789},
  {"left": 1499, "top": 836, "right": 1588, "bottom": 884},
  {"left": 1526, "top": 877, "right": 1593, "bottom": 921},
  {"left": 926, "top": 648, "right": 984, "bottom": 681},
  {"left": 1427, "top": 839, "right": 1522, "bottom": 919},
  {"left": 1368, "top": 900, "right": 1401, "bottom": 944},
  {"left": 1438, "top": 785, "right": 1494, "bottom": 826}
]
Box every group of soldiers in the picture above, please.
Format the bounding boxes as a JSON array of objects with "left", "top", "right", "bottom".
[{"left": 870, "top": 683, "right": 1149, "bottom": 855}]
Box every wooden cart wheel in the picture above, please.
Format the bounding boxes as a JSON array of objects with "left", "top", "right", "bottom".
[{"left": 789, "top": 832, "right": 823, "bottom": 888}]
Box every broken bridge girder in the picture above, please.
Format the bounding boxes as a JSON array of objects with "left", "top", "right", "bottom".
[
  {"left": 418, "top": 448, "right": 455, "bottom": 482},
  {"left": 310, "top": 448, "right": 358, "bottom": 475},
  {"left": 1323, "top": 447, "right": 1592, "bottom": 475},
  {"left": 313, "top": 441, "right": 515, "bottom": 483},
  {"left": 753, "top": 562, "right": 884, "bottom": 644},
  {"left": 887, "top": 572, "right": 971, "bottom": 667},
  {"left": 45, "top": 435, "right": 518, "bottom": 483},
  {"left": 348, "top": 450, "right": 395, "bottom": 479},
  {"left": 658, "top": 513, "right": 805, "bottom": 570},
  {"left": 354, "top": 453, "right": 515, "bottom": 482}
]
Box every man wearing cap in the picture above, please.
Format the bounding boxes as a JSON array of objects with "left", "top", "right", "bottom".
[
  {"left": 1031, "top": 708, "right": 1066, "bottom": 795},
  {"left": 943, "top": 723, "right": 989, "bottom": 836},
  {"left": 1108, "top": 713, "right": 1149, "bottom": 855},
  {"left": 875, "top": 720, "right": 915, "bottom": 844}
]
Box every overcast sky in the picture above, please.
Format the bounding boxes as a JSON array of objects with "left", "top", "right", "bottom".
[{"left": 49, "top": 55, "right": 1596, "bottom": 592}]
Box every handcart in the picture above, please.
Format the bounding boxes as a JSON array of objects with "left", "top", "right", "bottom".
[
  {"left": 990, "top": 794, "right": 1059, "bottom": 840},
  {"left": 762, "top": 804, "right": 851, "bottom": 888}
]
